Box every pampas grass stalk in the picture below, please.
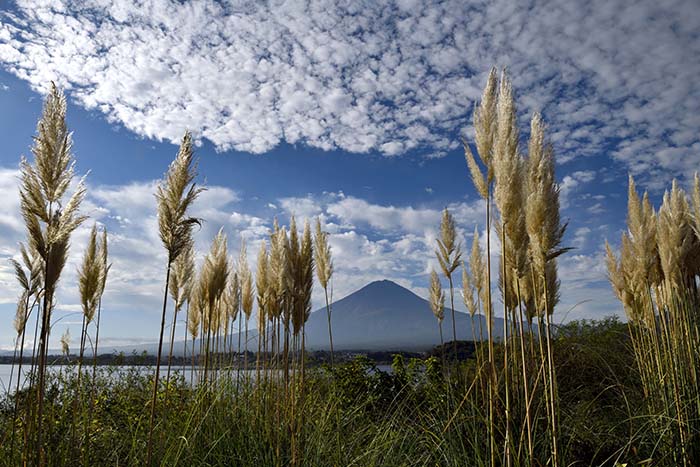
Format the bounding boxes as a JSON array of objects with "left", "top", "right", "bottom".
[
  {"left": 314, "top": 218, "right": 334, "bottom": 366},
  {"left": 84, "top": 227, "right": 109, "bottom": 460},
  {"left": 464, "top": 67, "right": 498, "bottom": 467},
  {"left": 72, "top": 224, "right": 101, "bottom": 453},
  {"left": 523, "top": 111, "right": 567, "bottom": 465},
  {"left": 492, "top": 69, "right": 524, "bottom": 467},
  {"left": 167, "top": 241, "right": 194, "bottom": 384},
  {"left": 461, "top": 262, "right": 478, "bottom": 349},
  {"left": 7, "top": 245, "right": 41, "bottom": 464},
  {"left": 227, "top": 269, "right": 240, "bottom": 373},
  {"left": 295, "top": 220, "right": 314, "bottom": 467},
  {"left": 148, "top": 131, "right": 203, "bottom": 466},
  {"left": 187, "top": 277, "right": 203, "bottom": 386},
  {"left": 201, "top": 229, "right": 229, "bottom": 387},
  {"left": 468, "top": 227, "right": 487, "bottom": 361},
  {"left": 524, "top": 112, "right": 566, "bottom": 467},
  {"left": 239, "top": 240, "right": 254, "bottom": 385},
  {"left": 607, "top": 175, "right": 700, "bottom": 465},
  {"left": 436, "top": 208, "right": 462, "bottom": 358},
  {"left": 430, "top": 269, "right": 446, "bottom": 365},
  {"left": 256, "top": 239, "right": 270, "bottom": 385},
  {"left": 91, "top": 227, "right": 110, "bottom": 379},
  {"left": 18, "top": 83, "right": 88, "bottom": 465}
]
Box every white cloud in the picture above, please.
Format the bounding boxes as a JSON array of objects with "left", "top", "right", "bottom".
[
  {"left": 556, "top": 250, "right": 619, "bottom": 322},
  {"left": 572, "top": 227, "right": 592, "bottom": 249},
  {"left": 278, "top": 196, "right": 325, "bottom": 220},
  {"left": 560, "top": 170, "right": 598, "bottom": 209},
  {"left": 0, "top": 159, "right": 628, "bottom": 351},
  {"left": 0, "top": 167, "right": 267, "bottom": 348},
  {"left": 0, "top": 0, "right": 697, "bottom": 186},
  {"left": 272, "top": 194, "right": 487, "bottom": 305},
  {"left": 326, "top": 196, "right": 485, "bottom": 235}
]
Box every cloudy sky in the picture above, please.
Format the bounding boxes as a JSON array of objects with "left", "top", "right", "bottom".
[{"left": 0, "top": 0, "right": 698, "bottom": 351}]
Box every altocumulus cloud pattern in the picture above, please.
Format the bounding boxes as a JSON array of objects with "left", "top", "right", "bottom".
[{"left": 0, "top": 0, "right": 699, "bottom": 182}]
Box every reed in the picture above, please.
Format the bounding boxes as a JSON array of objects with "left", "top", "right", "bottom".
[
  {"left": 18, "top": 83, "right": 88, "bottom": 466},
  {"left": 429, "top": 269, "right": 445, "bottom": 365},
  {"left": 200, "top": 229, "right": 229, "bottom": 387},
  {"left": 462, "top": 68, "right": 566, "bottom": 467},
  {"left": 227, "top": 268, "right": 241, "bottom": 372},
  {"left": 523, "top": 111, "right": 567, "bottom": 466},
  {"left": 606, "top": 175, "right": 700, "bottom": 465},
  {"left": 6, "top": 243, "right": 41, "bottom": 462},
  {"left": 463, "top": 67, "right": 498, "bottom": 466},
  {"left": 148, "top": 131, "right": 203, "bottom": 465},
  {"left": 167, "top": 241, "right": 195, "bottom": 384},
  {"left": 239, "top": 240, "right": 254, "bottom": 383},
  {"left": 436, "top": 208, "right": 462, "bottom": 357},
  {"left": 256, "top": 239, "right": 270, "bottom": 383},
  {"left": 468, "top": 227, "right": 487, "bottom": 354},
  {"left": 187, "top": 275, "right": 203, "bottom": 386},
  {"left": 71, "top": 224, "right": 101, "bottom": 454},
  {"left": 84, "top": 227, "right": 109, "bottom": 460},
  {"left": 59, "top": 329, "right": 70, "bottom": 357},
  {"left": 90, "top": 227, "right": 110, "bottom": 379},
  {"left": 313, "top": 218, "right": 334, "bottom": 366}
]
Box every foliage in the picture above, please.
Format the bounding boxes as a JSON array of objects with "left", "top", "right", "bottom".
[{"left": 0, "top": 318, "right": 678, "bottom": 466}]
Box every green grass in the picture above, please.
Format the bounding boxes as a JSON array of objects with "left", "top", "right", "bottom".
[{"left": 0, "top": 317, "right": 693, "bottom": 466}]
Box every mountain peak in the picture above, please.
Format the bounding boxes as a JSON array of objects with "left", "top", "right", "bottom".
[
  {"left": 361, "top": 279, "right": 407, "bottom": 291},
  {"left": 304, "top": 278, "right": 500, "bottom": 350},
  {"left": 347, "top": 280, "right": 420, "bottom": 306}
]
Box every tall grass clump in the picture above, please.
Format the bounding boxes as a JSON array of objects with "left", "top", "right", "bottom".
[
  {"left": 461, "top": 68, "right": 567, "bottom": 466},
  {"left": 199, "top": 229, "right": 230, "bottom": 386},
  {"left": 18, "top": 83, "right": 88, "bottom": 465},
  {"left": 148, "top": 131, "right": 204, "bottom": 465},
  {"left": 6, "top": 243, "right": 41, "bottom": 459},
  {"left": 606, "top": 175, "right": 700, "bottom": 465}
]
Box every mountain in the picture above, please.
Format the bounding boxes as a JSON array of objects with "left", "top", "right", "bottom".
[
  {"left": 303, "top": 280, "right": 501, "bottom": 351},
  {"left": 73, "top": 280, "right": 502, "bottom": 356}
]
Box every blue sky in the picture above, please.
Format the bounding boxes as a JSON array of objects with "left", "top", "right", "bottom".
[{"left": 0, "top": 0, "right": 698, "bottom": 351}]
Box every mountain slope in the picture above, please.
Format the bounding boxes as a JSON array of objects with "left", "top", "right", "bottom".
[
  {"left": 93, "top": 279, "right": 502, "bottom": 355},
  {"left": 303, "top": 280, "right": 501, "bottom": 351}
]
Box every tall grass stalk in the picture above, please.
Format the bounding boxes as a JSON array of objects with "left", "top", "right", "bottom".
[
  {"left": 72, "top": 224, "right": 101, "bottom": 453},
  {"left": 436, "top": 208, "right": 462, "bottom": 358},
  {"left": 314, "top": 218, "right": 334, "bottom": 366},
  {"left": 430, "top": 269, "right": 446, "bottom": 367},
  {"left": 463, "top": 68, "right": 566, "bottom": 466},
  {"left": 148, "top": 131, "right": 203, "bottom": 465},
  {"left": 167, "top": 242, "right": 195, "bottom": 384},
  {"left": 7, "top": 244, "right": 41, "bottom": 462},
  {"left": 18, "top": 83, "right": 88, "bottom": 465},
  {"left": 607, "top": 175, "right": 700, "bottom": 465},
  {"left": 464, "top": 66, "right": 498, "bottom": 466}
]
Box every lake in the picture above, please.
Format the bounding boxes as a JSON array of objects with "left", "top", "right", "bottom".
[
  {"left": 0, "top": 364, "right": 193, "bottom": 394},
  {"left": 0, "top": 364, "right": 394, "bottom": 394}
]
